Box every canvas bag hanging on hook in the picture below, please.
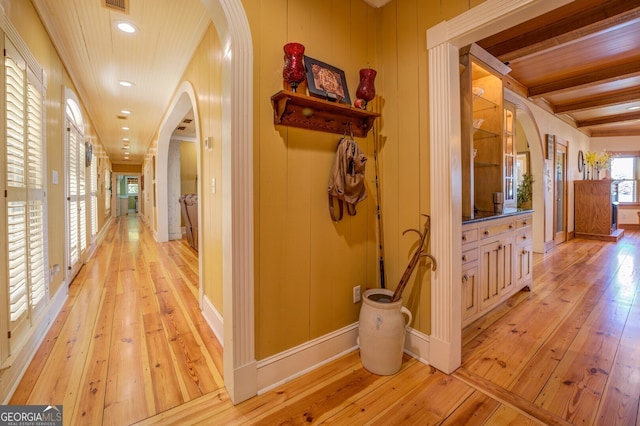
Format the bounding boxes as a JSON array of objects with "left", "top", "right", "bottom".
[{"left": 327, "top": 135, "right": 367, "bottom": 221}]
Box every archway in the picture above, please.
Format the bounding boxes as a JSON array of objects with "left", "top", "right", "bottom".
[
  {"left": 426, "top": 0, "right": 571, "bottom": 374},
  {"left": 146, "top": 0, "right": 254, "bottom": 405},
  {"left": 506, "top": 93, "right": 548, "bottom": 254}
]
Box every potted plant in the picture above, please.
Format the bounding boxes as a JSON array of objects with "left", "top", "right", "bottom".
[{"left": 517, "top": 173, "right": 534, "bottom": 209}]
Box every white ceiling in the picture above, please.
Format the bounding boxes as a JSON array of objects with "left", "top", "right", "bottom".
[{"left": 31, "top": 0, "right": 210, "bottom": 164}]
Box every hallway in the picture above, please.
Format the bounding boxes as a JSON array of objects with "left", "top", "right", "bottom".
[
  {"left": 10, "top": 216, "right": 640, "bottom": 424},
  {"left": 10, "top": 216, "right": 223, "bottom": 425}
]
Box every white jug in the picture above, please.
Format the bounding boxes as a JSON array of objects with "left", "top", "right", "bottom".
[{"left": 358, "top": 288, "right": 413, "bottom": 375}]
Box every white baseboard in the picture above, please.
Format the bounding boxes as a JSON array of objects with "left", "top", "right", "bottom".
[
  {"left": 1, "top": 282, "right": 68, "bottom": 403},
  {"left": 201, "top": 295, "right": 224, "bottom": 346},
  {"left": 404, "top": 327, "right": 431, "bottom": 366},
  {"left": 85, "top": 216, "right": 113, "bottom": 263},
  {"left": 256, "top": 323, "right": 359, "bottom": 394}
]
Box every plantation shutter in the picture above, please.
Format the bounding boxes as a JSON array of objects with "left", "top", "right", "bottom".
[
  {"left": 79, "top": 140, "right": 86, "bottom": 253},
  {"left": 5, "top": 40, "right": 29, "bottom": 331},
  {"left": 68, "top": 123, "right": 79, "bottom": 266},
  {"left": 4, "top": 36, "right": 48, "bottom": 351},
  {"left": 90, "top": 149, "right": 98, "bottom": 237}
]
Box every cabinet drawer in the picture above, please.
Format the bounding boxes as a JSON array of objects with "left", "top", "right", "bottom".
[
  {"left": 462, "top": 247, "right": 478, "bottom": 264},
  {"left": 462, "top": 228, "right": 478, "bottom": 245},
  {"left": 516, "top": 216, "right": 532, "bottom": 228},
  {"left": 517, "top": 227, "right": 532, "bottom": 245},
  {"left": 480, "top": 220, "right": 515, "bottom": 239}
]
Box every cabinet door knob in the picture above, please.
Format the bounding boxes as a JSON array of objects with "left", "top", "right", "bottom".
[
  {"left": 484, "top": 230, "right": 489, "bottom": 235},
  {"left": 462, "top": 255, "right": 467, "bottom": 262},
  {"left": 462, "top": 274, "right": 468, "bottom": 282},
  {"left": 523, "top": 221, "right": 527, "bottom": 226},
  {"left": 498, "top": 244, "right": 502, "bottom": 250},
  {"left": 522, "top": 235, "right": 527, "bottom": 240},
  {"left": 509, "top": 224, "right": 513, "bottom": 229},
  {"left": 462, "top": 235, "right": 467, "bottom": 241}
]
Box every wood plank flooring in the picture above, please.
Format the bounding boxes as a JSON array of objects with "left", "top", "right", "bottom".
[{"left": 10, "top": 217, "right": 640, "bottom": 425}]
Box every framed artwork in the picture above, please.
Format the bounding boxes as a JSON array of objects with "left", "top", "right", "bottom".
[
  {"left": 85, "top": 141, "right": 93, "bottom": 167},
  {"left": 546, "top": 134, "right": 555, "bottom": 160},
  {"left": 303, "top": 55, "right": 351, "bottom": 105},
  {"left": 577, "top": 150, "right": 584, "bottom": 172}
]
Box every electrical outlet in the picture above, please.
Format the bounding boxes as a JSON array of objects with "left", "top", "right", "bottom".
[{"left": 353, "top": 285, "right": 361, "bottom": 303}]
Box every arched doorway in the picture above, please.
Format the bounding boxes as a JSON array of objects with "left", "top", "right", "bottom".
[
  {"left": 426, "top": 0, "right": 569, "bottom": 374},
  {"left": 155, "top": 0, "right": 256, "bottom": 404}
]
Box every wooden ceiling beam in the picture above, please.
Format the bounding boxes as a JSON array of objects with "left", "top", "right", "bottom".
[
  {"left": 590, "top": 129, "right": 640, "bottom": 137},
  {"left": 528, "top": 60, "right": 640, "bottom": 97},
  {"left": 576, "top": 110, "right": 640, "bottom": 127},
  {"left": 496, "top": 11, "right": 640, "bottom": 64},
  {"left": 479, "top": 1, "right": 640, "bottom": 59},
  {"left": 554, "top": 88, "right": 640, "bottom": 113}
]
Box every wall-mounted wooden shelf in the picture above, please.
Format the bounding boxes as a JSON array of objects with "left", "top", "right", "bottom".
[{"left": 271, "top": 90, "right": 380, "bottom": 137}]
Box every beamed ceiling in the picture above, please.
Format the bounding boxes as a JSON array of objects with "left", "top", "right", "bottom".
[
  {"left": 29, "top": 0, "right": 639, "bottom": 167},
  {"left": 477, "top": 0, "right": 640, "bottom": 138}
]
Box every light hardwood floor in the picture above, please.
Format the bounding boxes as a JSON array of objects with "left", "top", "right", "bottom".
[{"left": 11, "top": 216, "right": 640, "bottom": 425}]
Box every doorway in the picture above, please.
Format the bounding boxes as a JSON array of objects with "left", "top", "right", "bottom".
[{"left": 555, "top": 140, "right": 568, "bottom": 245}]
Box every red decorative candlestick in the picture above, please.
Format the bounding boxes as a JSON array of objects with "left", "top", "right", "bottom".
[
  {"left": 355, "top": 68, "right": 377, "bottom": 109},
  {"left": 282, "top": 42, "right": 306, "bottom": 93}
]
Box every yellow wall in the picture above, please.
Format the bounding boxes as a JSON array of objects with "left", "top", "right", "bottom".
[
  {"left": 145, "top": 25, "right": 224, "bottom": 307},
  {"left": 112, "top": 163, "right": 142, "bottom": 174},
  {"left": 180, "top": 142, "right": 198, "bottom": 195},
  {"left": 244, "top": 0, "right": 381, "bottom": 359},
  {"left": 148, "top": 0, "right": 594, "bottom": 363}
]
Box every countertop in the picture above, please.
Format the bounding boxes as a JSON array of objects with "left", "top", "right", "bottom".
[{"left": 462, "top": 208, "right": 533, "bottom": 224}]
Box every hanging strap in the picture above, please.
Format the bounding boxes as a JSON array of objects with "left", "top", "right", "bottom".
[{"left": 328, "top": 194, "right": 344, "bottom": 221}]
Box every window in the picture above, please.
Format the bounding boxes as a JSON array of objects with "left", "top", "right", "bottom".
[
  {"left": 3, "top": 34, "right": 48, "bottom": 360},
  {"left": 610, "top": 156, "right": 639, "bottom": 203},
  {"left": 127, "top": 177, "right": 138, "bottom": 195}
]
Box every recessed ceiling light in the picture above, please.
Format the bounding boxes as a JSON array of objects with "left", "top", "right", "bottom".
[
  {"left": 628, "top": 106, "right": 640, "bottom": 111},
  {"left": 119, "top": 80, "right": 134, "bottom": 87},
  {"left": 117, "top": 22, "right": 137, "bottom": 34},
  {"left": 121, "top": 126, "right": 129, "bottom": 131},
  {"left": 124, "top": 156, "right": 129, "bottom": 160},
  {"left": 120, "top": 109, "right": 131, "bottom": 115},
  {"left": 122, "top": 137, "right": 130, "bottom": 141}
]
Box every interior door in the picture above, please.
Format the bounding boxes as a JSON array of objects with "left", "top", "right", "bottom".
[
  {"left": 555, "top": 142, "right": 568, "bottom": 244},
  {"left": 66, "top": 119, "right": 86, "bottom": 281}
]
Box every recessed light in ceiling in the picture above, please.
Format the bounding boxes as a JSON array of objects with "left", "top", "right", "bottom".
[
  {"left": 121, "top": 126, "right": 129, "bottom": 131},
  {"left": 628, "top": 106, "right": 640, "bottom": 111},
  {"left": 119, "top": 80, "right": 134, "bottom": 87},
  {"left": 120, "top": 109, "right": 131, "bottom": 115},
  {"left": 124, "top": 156, "right": 129, "bottom": 160},
  {"left": 117, "top": 22, "right": 137, "bottom": 34},
  {"left": 122, "top": 137, "right": 130, "bottom": 141}
]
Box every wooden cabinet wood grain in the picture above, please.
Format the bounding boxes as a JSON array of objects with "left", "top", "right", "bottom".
[{"left": 574, "top": 180, "right": 624, "bottom": 242}]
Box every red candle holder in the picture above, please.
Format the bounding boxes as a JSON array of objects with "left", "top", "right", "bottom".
[
  {"left": 282, "top": 42, "right": 306, "bottom": 93},
  {"left": 355, "top": 68, "right": 377, "bottom": 109}
]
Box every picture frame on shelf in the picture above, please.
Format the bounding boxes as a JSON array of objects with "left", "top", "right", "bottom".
[
  {"left": 303, "top": 55, "right": 351, "bottom": 105},
  {"left": 546, "top": 134, "right": 555, "bottom": 160}
]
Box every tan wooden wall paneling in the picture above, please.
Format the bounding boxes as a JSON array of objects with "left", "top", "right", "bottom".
[
  {"left": 252, "top": 0, "right": 379, "bottom": 357},
  {"left": 379, "top": 3, "right": 402, "bottom": 306},
  {"left": 255, "top": 0, "right": 291, "bottom": 357},
  {"left": 395, "top": 0, "right": 428, "bottom": 331}
]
